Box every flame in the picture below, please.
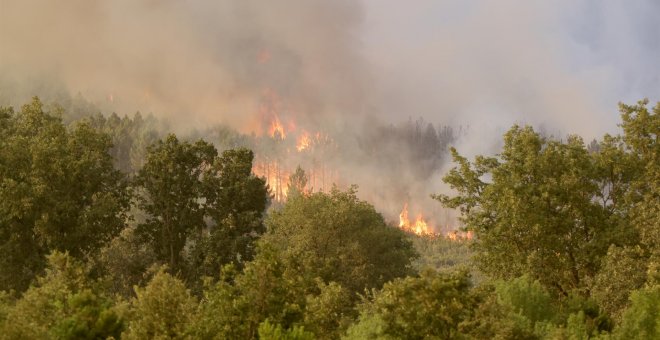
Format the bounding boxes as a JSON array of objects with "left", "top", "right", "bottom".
[
  {"left": 252, "top": 160, "right": 290, "bottom": 201},
  {"left": 297, "top": 131, "right": 311, "bottom": 151},
  {"left": 398, "top": 203, "right": 433, "bottom": 236},
  {"left": 269, "top": 114, "right": 286, "bottom": 140},
  {"left": 399, "top": 203, "right": 409, "bottom": 228},
  {"left": 445, "top": 230, "right": 473, "bottom": 241},
  {"left": 413, "top": 214, "right": 429, "bottom": 235}
]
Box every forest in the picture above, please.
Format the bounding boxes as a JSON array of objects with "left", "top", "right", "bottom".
[{"left": 0, "top": 97, "right": 658, "bottom": 339}]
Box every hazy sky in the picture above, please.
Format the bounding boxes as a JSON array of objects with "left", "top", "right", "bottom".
[
  {"left": 362, "top": 0, "right": 660, "bottom": 138},
  {"left": 1, "top": 0, "right": 658, "bottom": 139}
]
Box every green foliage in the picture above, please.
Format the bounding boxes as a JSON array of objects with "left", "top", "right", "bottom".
[
  {"left": 265, "top": 186, "right": 418, "bottom": 296},
  {"left": 614, "top": 285, "right": 660, "bottom": 340},
  {"left": 591, "top": 245, "right": 648, "bottom": 319},
  {"left": 436, "top": 126, "right": 615, "bottom": 295},
  {"left": 123, "top": 269, "right": 197, "bottom": 339},
  {"left": 0, "top": 252, "right": 123, "bottom": 340},
  {"left": 495, "top": 275, "right": 555, "bottom": 325},
  {"left": 302, "top": 281, "right": 355, "bottom": 339},
  {"left": 343, "top": 314, "right": 395, "bottom": 340},
  {"left": 135, "top": 134, "right": 268, "bottom": 282},
  {"left": 287, "top": 165, "right": 309, "bottom": 198},
  {"left": 0, "top": 97, "right": 130, "bottom": 291},
  {"left": 459, "top": 285, "right": 540, "bottom": 340},
  {"left": 436, "top": 100, "right": 660, "bottom": 300},
  {"left": 258, "top": 320, "right": 315, "bottom": 340},
  {"left": 412, "top": 234, "right": 473, "bottom": 274},
  {"left": 352, "top": 269, "right": 474, "bottom": 339},
  {"left": 0, "top": 96, "right": 656, "bottom": 340},
  {"left": 192, "top": 147, "right": 269, "bottom": 279},
  {"left": 135, "top": 134, "right": 217, "bottom": 272},
  {"left": 191, "top": 245, "right": 308, "bottom": 339},
  {"left": 96, "top": 226, "right": 158, "bottom": 297}
]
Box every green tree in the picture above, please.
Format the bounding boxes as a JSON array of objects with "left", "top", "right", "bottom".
[
  {"left": 0, "top": 252, "right": 124, "bottom": 340},
  {"left": 0, "top": 98, "right": 129, "bottom": 291},
  {"left": 348, "top": 269, "right": 474, "bottom": 340},
  {"left": 191, "top": 245, "right": 308, "bottom": 339},
  {"left": 96, "top": 226, "right": 158, "bottom": 297},
  {"left": 134, "top": 134, "right": 217, "bottom": 273},
  {"left": 191, "top": 148, "right": 269, "bottom": 278},
  {"left": 264, "top": 186, "right": 418, "bottom": 296},
  {"left": 435, "top": 126, "right": 617, "bottom": 296},
  {"left": 591, "top": 245, "right": 648, "bottom": 319},
  {"left": 123, "top": 269, "right": 197, "bottom": 339},
  {"left": 302, "top": 281, "right": 355, "bottom": 339},
  {"left": 258, "top": 320, "right": 314, "bottom": 340},
  {"left": 135, "top": 136, "right": 268, "bottom": 284},
  {"left": 613, "top": 285, "right": 660, "bottom": 340},
  {"left": 494, "top": 275, "right": 555, "bottom": 326},
  {"left": 287, "top": 166, "right": 309, "bottom": 198}
]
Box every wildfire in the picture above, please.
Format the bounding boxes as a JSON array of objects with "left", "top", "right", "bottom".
[
  {"left": 398, "top": 203, "right": 434, "bottom": 236},
  {"left": 296, "top": 131, "right": 311, "bottom": 151},
  {"left": 269, "top": 114, "right": 286, "bottom": 140},
  {"left": 446, "top": 230, "right": 474, "bottom": 241}
]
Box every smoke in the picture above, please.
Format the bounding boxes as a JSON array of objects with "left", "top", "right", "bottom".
[
  {"left": 0, "top": 0, "right": 370, "bottom": 130},
  {"left": 1, "top": 0, "right": 658, "bottom": 230},
  {"left": 364, "top": 0, "right": 660, "bottom": 142}
]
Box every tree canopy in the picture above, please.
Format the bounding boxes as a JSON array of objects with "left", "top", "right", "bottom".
[{"left": 0, "top": 98, "right": 129, "bottom": 291}]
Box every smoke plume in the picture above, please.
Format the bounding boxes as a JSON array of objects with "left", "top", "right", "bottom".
[{"left": 1, "top": 0, "right": 658, "bottom": 230}]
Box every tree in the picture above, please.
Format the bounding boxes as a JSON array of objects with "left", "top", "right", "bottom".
[
  {"left": 135, "top": 136, "right": 268, "bottom": 282},
  {"left": 123, "top": 269, "right": 197, "bottom": 339},
  {"left": 193, "top": 148, "right": 269, "bottom": 278},
  {"left": 591, "top": 245, "right": 648, "bottom": 319},
  {"left": 302, "top": 281, "right": 355, "bottom": 339},
  {"left": 264, "top": 186, "right": 418, "bottom": 296},
  {"left": 134, "top": 134, "right": 217, "bottom": 273},
  {"left": 191, "top": 245, "right": 309, "bottom": 339},
  {"left": 0, "top": 98, "right": 130, "bottom": 291},
  {"left": 435, "top": 125, "right": 618, "bottom": 296},
  {"left": 348, "top": 270, "right": 474, "bottom": 340},
  {"left": 258, "top": 320, "right": 314, "bottom": 340},
  {"left": 287, "top": 166, "right": 309, "bottom": 198},
  {"left": 96, "top": 226, "right": 158, "bottom": 297},
  {"left": 0, "top": 252, "right": 124, "bottom": 339},
  {"left": 613, "top": 285, "right": 660, "bottom": 340}
]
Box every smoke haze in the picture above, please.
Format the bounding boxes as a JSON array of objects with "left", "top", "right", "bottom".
[{"left": 1, "top": 0, "right": 658, "bottom": 229}]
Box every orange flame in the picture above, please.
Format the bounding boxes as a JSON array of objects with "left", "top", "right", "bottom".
[
  {"left": 297, "top": 131, "right": 311, "bottom": 151},
  {"left": 398, "top": 203, "right": 433, "bottom": 236},
  {"left": 445, "top": 230, "right": 473, "bottom": 241},
  {"left": 252, "top": 160, "right": 290, "bottom": 201},
  {"left": 269, "top": 115, "right": 286, "bottom": 140}
]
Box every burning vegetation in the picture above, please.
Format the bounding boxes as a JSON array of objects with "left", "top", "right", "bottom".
[{"left": 247, "top": 87, "right": 462, "bottom": 235}]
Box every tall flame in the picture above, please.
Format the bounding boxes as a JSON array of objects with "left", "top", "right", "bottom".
[
  {"left": 269, "top": 114, "right": 286, "bottom": 140},
  {"left": 297, "top": 131, "right": 311, "bottom": 151},
  {"left": 399, "top": 203, "right": 409, "bottom": 229},
  {"left": 398, "top": 203, "right": 433, "bottom": 236}
]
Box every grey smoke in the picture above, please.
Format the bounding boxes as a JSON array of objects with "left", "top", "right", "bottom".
[{"left": 1, "top": 0, "right": 658, "bottom": 230}]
